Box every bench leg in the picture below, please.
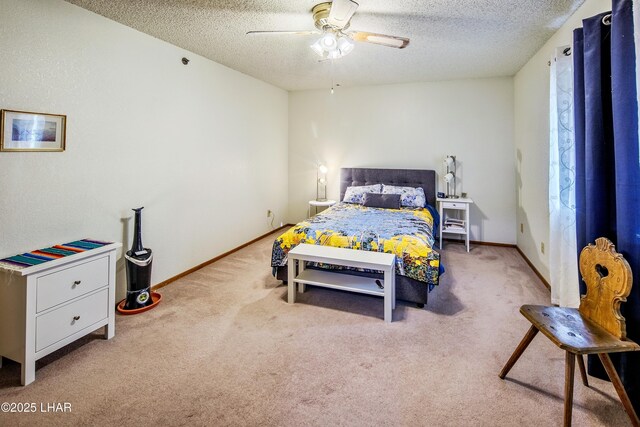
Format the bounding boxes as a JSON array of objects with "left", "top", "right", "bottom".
[
  {"left": 577, "top": 355, "right": 589, "bottom": 387},
  {"left": 288, "top": 259, "right": 296, "bottom": 304},
  {"left": 564, "top": 351, "right": 576, "bottom": 427},
  {"left": 391, "top": 271, "right": 396, "bottom": 309},
  {"left": 298, "top": 260, "right": 306, "bottom": 293},
  {"left": 598, "top": 353, "right": 640, "bottom": 426},
  {"left": 384, "top": 267, "right": 392, "bottom": 323},
  {"left": 499, "top": 325, "right": 539, "bottom": 379}
]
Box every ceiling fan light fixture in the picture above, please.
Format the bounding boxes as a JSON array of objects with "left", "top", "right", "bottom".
[
  {"left": 320, "top": 32, "right": 337, "bottom": 51},
  {"left": 327, "top": 49, "right": 341, "bottom": 60},
  {"left": 337, "top": 36, "right": 354, "bottom": 56},
  {"left": 310, "top": 39, "right": 325, "bottom": 57},
  {"left": 310, "top": 32, "right": 355, "bottom": 59}
]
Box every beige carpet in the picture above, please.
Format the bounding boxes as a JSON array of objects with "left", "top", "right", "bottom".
[{"left": 0, "top": 232, "right": 632, "bottom": 426}]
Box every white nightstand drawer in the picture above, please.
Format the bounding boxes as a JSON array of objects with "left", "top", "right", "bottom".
[
  {"left": 36, "top": 256, "right": 109, "bottom": 313},
  {"left": 441, "top": 201, "right": 465, "bottom": 209},
  {"left": 36, "top": 289, "right": 109, "bottom": 352}
]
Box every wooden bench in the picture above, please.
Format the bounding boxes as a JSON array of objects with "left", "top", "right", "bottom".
[{"left": 287, "top": 244, "right": 396, "bottom": 322}]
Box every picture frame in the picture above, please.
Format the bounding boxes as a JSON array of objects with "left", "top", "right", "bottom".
[{"left": 1, "top": 109, "right": 66, "bottom": 152}]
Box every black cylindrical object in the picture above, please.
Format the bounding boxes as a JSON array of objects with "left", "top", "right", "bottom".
[{"left": 124, "top": 207, "right": 153, "bottom": 310}]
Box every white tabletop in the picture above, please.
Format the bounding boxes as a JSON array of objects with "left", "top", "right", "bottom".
[
  {"left": 288, "top": 243, "right": 395, "bottom": 267},
  {"left": 437, "top": 197, "right": 474, "bottom": 204},
  {"left": 309, "top": 199, "right": 337, "bottom": 206}
]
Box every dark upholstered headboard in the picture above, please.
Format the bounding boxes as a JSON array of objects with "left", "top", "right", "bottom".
[{"left": 340, "top": 168, "right": 437, "bottom": 207}]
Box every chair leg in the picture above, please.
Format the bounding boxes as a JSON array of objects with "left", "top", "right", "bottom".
[
  {"left": 577, "top": 354, "right": 589, "bottom": 387},
  {"left": 598, "top": 353, "right": 640, "bottom": 427},
  {"left": 564, "top": 351, "right": 576, "bottom": 427},
  {"left": 499, "top": 325, "right": 539, "bottom": 379}
]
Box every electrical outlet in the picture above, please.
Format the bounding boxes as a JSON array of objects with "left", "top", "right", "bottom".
[
  {"left": 267, "top": 209, "right": 272, "bottom": 218},
  {"left": 520, "top": 223, "right": 524, "bottom": 233},
  {"left": 541, "top": 242, "right": 545, "bottom": 254}
]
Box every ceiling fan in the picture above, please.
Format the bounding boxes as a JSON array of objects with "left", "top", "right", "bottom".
[{"left": 247, "top": 0, "right": 410, "bottom": 60}]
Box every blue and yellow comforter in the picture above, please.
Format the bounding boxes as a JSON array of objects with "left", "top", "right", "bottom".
[{"left": 271, "top": 202, "right": 440, "bottom": 286}]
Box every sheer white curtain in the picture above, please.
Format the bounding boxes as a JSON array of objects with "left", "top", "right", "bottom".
[{"left": 549, "top": 46, "right": 580, "bottom": 307}]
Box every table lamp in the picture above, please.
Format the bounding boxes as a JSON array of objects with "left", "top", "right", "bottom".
[
  {"left": 317, "top": 164, "right": 328, "bottom": 201},
  {"left": 443, "top": 155, "right": 459, "bottom": 198}
]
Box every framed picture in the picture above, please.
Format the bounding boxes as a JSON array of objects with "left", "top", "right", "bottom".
[{"left": 1, "top": 109, "right": 66, "bottom": 152}]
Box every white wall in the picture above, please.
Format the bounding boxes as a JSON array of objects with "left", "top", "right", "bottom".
[
  {"left": 0, "top": 0, "right": 288, "bottom": 300},
  {"left": 288, "top": 78, "right": 515, "bottom": 244},
  {"left": 514, "top": 0, "right": 611, "bottom": 281}
]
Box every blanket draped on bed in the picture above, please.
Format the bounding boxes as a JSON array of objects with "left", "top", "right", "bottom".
[{"left": 271, "top": 203, "right": 440, "bottom": 286}]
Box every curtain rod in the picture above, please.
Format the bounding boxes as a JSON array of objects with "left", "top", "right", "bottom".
[
  {"left": 546, "top": 13, "right": 611, "bottom": 66},
  {"left": 547, "top": 47, "right": 572, "bottom": 66}
]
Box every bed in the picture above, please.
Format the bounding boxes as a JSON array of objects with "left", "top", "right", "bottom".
[{"left": 271, "top": 168, "right": 442, "bottom": 306}]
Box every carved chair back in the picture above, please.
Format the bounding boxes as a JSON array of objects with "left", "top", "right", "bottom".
[{"left": 579, "top": 237, "right": 633, "bottom": 339}]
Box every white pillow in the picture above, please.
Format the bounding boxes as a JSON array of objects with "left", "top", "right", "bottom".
[
  {"left": 342, "top": 184, "right": 382, "bottom": 204},
  {"left": 382, "top": 185, "right": 426, "bottom": 208}
]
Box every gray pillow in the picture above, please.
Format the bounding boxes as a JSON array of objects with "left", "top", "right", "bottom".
[{"left": 362, "top": 193, "right": 402, "bottom": 209}]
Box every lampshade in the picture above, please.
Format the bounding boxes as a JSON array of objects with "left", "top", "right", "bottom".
[
  {"left": 320, "top": 33, "right": 337, "bottom": 51},
  {"left": 310, "top": 40, "right": 324, "bottom": 57},
  {"left": 337, "top": 36, "right": 354, "bottom": 56},
  {"left": 316, "top": 163, "right": 328, "bottom": 201},
  {"left": 443, "top": 172, "right": 455, "bottom": 183},
  {"left": 327, "top": 49, "right": 341, "bottom": 60}
]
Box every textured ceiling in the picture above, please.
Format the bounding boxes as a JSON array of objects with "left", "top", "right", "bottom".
[{"left": 65, "top": 0, "right": 585, "bottom": 91}]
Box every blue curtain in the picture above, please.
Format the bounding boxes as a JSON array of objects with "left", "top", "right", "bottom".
[{"left": 574, "top": 0, "right": 640, "bottom": 412}]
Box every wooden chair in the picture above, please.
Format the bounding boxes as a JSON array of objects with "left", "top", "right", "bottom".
[{"left": 499, "top": 237, "right": 640, "bottom": 426}]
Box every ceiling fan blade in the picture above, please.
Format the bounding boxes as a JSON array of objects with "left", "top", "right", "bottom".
[
  {"left": 328, "top": 0, "right": 359, "bottom": 29},
  {"left": 349, "top": 31, "right": 410, "bottom": 49},
  {"left": 246, "top": 30, "right": 320, "bottom": 36}
]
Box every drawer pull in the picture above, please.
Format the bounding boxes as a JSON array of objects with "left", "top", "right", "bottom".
[
  {"left": 73, "top": 316, "right": 81, "bottom": 321},
  {"left": 73, "top": 280, "right": 82, "bottom": 286}
]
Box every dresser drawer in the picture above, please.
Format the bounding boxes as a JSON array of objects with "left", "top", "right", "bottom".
[
  {"left": 36, "top": 289, "right": 108, "bottom": 352},
  {"left": 442, "top": 201, "right": 466, "bottom": 209},
  {"left": 36, "top": 256, "right": 109, "bottom": 312}
]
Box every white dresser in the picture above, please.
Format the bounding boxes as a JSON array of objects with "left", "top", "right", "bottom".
[{"left": 0, "top": 242, "right": 121, "bottom": 385}]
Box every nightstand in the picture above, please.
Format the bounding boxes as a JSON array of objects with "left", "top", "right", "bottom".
[
  {"left": 437, "top": 197, "right": 473, "bottom": 252},
  {"left": 308, "top": 199, "right": 336, "bottom": 217}
]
